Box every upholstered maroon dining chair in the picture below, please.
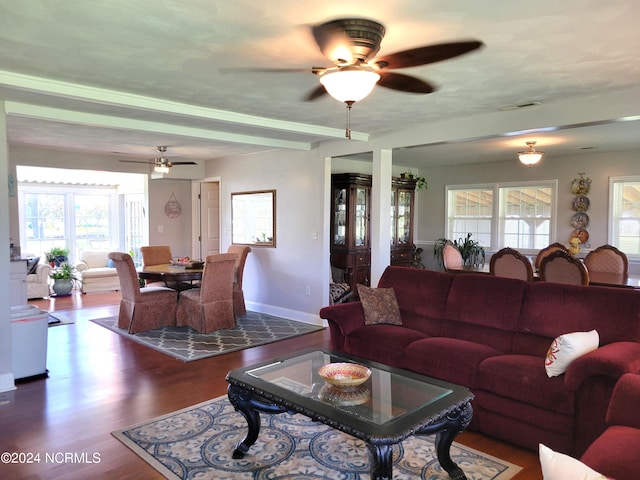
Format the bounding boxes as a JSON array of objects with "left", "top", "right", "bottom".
[
  {"left": 490, "top": 247, "right": 534, "bottom": 282},
  {"left": 534, "top": 242, "right": 569, "bottom": 271},
  {"left": 584, "top": 244, "right": 628, "bottom": 275},
  {"left": 539, "top": 250, "right": 589, "bottom": 285},
  {"left": 108, "top": 252, "right": 178, "bottom": 334},
  {"left": 140, "top": 245, "right": 174, "bottom": 287},
  {"left": 176, "top": 253, "right": 237, "bottom": 333},
  {"left": 226, "top": 245, "right": 251, "bottom": 316}
]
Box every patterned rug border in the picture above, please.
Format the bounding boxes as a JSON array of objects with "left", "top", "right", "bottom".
[
  {"left": 91, "top": 312, "right": 324, "bottom": 362},
  {"left": 113, "top": 395, "right": 522, "bottom": 480}
]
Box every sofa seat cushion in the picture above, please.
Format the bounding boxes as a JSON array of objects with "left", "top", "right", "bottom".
[
  {"left": 476, "top": 354, "right": 574, "bottom": 415},
  {"left": 81, "top": 267, "right": 118, "bottom": 279},
  {"left": 580, "top": 425, "right": 640, "bottom": 480},
  {"left": 403, "top": 337, "right": 503, "bottom": 388},
  {"left": 343, "top": 325, "right": 429, "bottom": 368}
]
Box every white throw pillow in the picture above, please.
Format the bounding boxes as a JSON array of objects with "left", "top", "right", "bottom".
[
  {"left": 539, "top": 444, "right": 607, "bottom": 479},
  {"left": 545, "top": 330, "right": 599, "bottom": 378}
]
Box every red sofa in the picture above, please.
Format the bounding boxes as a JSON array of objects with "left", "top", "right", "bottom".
[
  {"left": 580, "top": 373, "right": 640, "bottom": 480},
  {"left": 319, "top": 266, "right": 640, "bottom": 457}
]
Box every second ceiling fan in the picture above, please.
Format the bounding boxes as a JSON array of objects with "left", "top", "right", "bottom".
[{"left": 120, "top": 146, "right": 197, "bottom": 173}]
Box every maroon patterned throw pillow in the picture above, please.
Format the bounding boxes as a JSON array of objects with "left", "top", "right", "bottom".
[{"left": 357, "top": 285, "right": 402, "bottom": 326}]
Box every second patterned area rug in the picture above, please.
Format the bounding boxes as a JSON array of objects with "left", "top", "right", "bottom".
[
  {"left": 113, "top": 395, "right": 522, "bottom": 480},
  {"left": 91, "top": 311, "right": 324, "bottom": 362}
]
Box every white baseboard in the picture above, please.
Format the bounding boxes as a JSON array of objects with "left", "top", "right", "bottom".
[
  {"left": 0, "top": 373, "right": 16, "bottom": 393},
  {"left": 246, "top": 302, "right": 326, "bottom": 327}
]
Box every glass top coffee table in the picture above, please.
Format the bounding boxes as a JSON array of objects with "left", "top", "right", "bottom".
[{"left": 226, "top": 348, "right": 474, "bottom": 480}]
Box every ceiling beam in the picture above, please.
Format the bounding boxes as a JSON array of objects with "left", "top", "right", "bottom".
[{"left": 0, "top": 70, "right": 369, "bottom": 141}]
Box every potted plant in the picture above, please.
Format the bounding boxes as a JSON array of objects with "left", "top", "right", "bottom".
[
  {"left": 45, "top": 247, "right": 70, "bottom": 267},
  {"left": 433, "top": 233, "right": 486, "bottom": 270},
  {"left": 400, "top": 170, "right": 428, "bottom": 190},
  {"left": 49, "top": 262, "right": 80, "bottom": 296}
]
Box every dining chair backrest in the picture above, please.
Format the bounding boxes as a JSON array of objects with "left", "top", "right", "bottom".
[
  {"left": 226, "top": 245, "right": 251, "bottom": 288},
  {"left": 141, "top": 245, "right": 172, "bottom": 267},
  {"left": 490, "top": 247, "right": 534, "bottom": 282},
  {"left": 539, "top": 250, "right": 589, "bottom": 285},
  {"left": 442, "top": 242, "right": 463, "bottom": 271},
  {"left": 199, "top": 253, "right": 238, "bottom": 303},
  {"left": 584, "top": 244, "right": 628, "bottom": 275},
  {"left": 535, "top": 242, "right": 568, "bottom": 271},
  {"left": 108, "top": 251, "right": 141, "bottom": 301}
]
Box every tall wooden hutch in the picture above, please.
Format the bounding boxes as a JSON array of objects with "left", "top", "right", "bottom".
[{"left": 330, "top": 173, "right": 417, "bottom": 298}]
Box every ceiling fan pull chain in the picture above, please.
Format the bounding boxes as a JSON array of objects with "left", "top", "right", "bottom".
[{"left": 345, "top": 101, "right": 355, "bottom": 139}]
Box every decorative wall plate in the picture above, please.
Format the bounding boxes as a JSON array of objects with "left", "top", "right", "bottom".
[
  {"left": 571, "top": 212, "right": 590, "bottom": 229},
  {"left": 570, "top": 228, "right": 589, "bottom": 244},
  {"left": 572, "top": 195, "right": 590, "bottom": 212},
  {"left": 571, "top": 173, "right": 592, "bottom": 195}
]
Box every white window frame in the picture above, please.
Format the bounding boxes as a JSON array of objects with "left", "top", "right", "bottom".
[
  {"left": 445, "top": 180, "right": 557, "bottom": 253},
  {"left": 609, "top": 175, "right": 640, "bottom": 259}
]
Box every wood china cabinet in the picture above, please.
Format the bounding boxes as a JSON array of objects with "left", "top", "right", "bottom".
[
  {"left": 330, "top": 173, "right": 371, "bottom": 298},
  {"left": 390, "top": 176, "right": 417, "bottom": 267}
]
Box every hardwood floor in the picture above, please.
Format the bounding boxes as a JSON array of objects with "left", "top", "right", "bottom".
[{"left": 0, "top": 290, "right": 542, "bottom": 479}]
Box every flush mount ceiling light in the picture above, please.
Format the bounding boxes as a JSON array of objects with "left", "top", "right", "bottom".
[{"left": 518, "top": 141, "right": 544, "bottom": 166}]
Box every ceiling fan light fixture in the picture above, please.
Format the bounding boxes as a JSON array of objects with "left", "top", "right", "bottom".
[
  {"left": 319, "top": 66, "right": 380, "bottom": 103},
  {"left": 518, "top": 141, "right": 544, "bottom": 166},
  {"left": 154, "top": 164, "right": 170, "bottom": 174}
]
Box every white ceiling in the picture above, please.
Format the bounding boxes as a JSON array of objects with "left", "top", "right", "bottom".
[{"left": 1, "top": 0, "right": 639, "bottom": 168}]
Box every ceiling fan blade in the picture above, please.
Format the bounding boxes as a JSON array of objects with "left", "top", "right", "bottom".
[
  {"left": 374, "top": 40, "right": 484, "bottom": 69},
  {"left": 219, "top": 66, "right": 315, "bottom": 74},
  {"left": 377, "top": 71, "right": 436, "bottom": 94},
  {"left": 304, "top": 85, "right": 328, "bottom": 101},
  {"left": 167, "top": 161, "right": 197, "bottom": 166}
]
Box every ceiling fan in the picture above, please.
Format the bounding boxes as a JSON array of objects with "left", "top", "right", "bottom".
[
  {"left": 119, "top": 146, "right": 197, "bottom": 173},
  {"left": 224, "top": 18, "right": 484, "bottom": 137}
]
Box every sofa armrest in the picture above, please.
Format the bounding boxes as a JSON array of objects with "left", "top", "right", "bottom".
[
  {"left": 75, "top": 260, "right": 88, "bottom": 273},
  {"left": 564, "top": 342, "right": 640, "bottom": 391},
  {"left": 319, "top": 302, "right": 366, "bottom": 350},
  {"left": 606, "top": 373, "right": 640, "bottom": 428},
  {"left": 34, "top": 263, "right": 52, "bottom": 282}
]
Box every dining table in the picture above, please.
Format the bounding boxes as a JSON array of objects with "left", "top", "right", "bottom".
[{"left": 138, "top": 263, "right": 204, "bottom": 291}]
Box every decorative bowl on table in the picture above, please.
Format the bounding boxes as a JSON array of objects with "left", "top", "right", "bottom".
[
  {"left": 318, "top": 362, "right": 371, "bottom": 388},
  {"left": 319, "top": 383, "right": 371, "bottom": 406}
]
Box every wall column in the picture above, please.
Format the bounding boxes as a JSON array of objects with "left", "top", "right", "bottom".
[{"left": 370, "top": 149, "right": 392, "bottom": 287}]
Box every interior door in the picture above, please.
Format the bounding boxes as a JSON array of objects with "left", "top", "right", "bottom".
[{"left": 200, "top": 181, "right": 220, "bottom": 258}]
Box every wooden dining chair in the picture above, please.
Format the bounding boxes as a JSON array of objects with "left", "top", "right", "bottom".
[
  {"left": 176, "top": 253, "right": 238, "bottom": 333},
  {"left": 534, "top": 242, "right": 568, "bottom": 271},
  {"left": 584, "top": 244, "right": 628, "bottom": 275},
  {"left": 490, "top": 247, "right": 534, "bottom": 282},
  {"left": 226, "top": 245, "right": 251, "bottom": 316},
  {"left": 108, "top": 252, "right": 178, "bottom": 334},
  {"left": 539, "top": 250, "right": 589, "bottom": 285},
  {"left": 140, "top": 245, "right": 173, "bottom": 266},
  {"left": 442, "top": 242, "right": 464, "bottom": 271}
]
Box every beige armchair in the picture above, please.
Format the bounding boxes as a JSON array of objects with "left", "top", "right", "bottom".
[
  {"left": 75, "top": 250, "right": 120, "bottom": 293},
  {"left": 226, "top": 245, "right": 251, "bottom": 316},
  {"left": 176, "top": 253, "right": 237, "bottom": 333},
  {"left": 108, "top": 252, "right": 178, "bottom": 334},
  {"left": 26, "top": 260, "right": 52, "bottom": 299}
]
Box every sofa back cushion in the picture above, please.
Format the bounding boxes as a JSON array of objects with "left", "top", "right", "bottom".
[
  {"left": 80, "top": 250, "right": 111, "bottom": 269},
  {"left": 519, "top": 282, "right": 640, "bottom": 348},
  {"left": 377, "top": 267, "right": 453, "bottom": 336},
  {"left": 442, "top": 274, "right": 527, "bottom": 352}
]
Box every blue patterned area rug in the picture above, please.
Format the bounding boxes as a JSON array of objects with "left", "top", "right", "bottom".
[
  {"left": 91, "top": 312, "right": 324, "bottom": 362},
  {"left": 113, "top": 395, "right": 522, "bottom": 480}
]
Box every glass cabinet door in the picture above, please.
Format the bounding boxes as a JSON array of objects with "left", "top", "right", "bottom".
[
  {"left": 354, "top": 187, "right": 368, "bottom": 247},
  {"left": 396, "top": 190, "right": 412, "bottom": 244},
  {"left": 390, "top": 190, "right": 397, "bottom": 245},
  {"left": 333, "top": 188, "right": 347, "bottom": 245}
]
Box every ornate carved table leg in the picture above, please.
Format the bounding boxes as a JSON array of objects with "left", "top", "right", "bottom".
[
  {"left": 366, "top": 443, "right": 394, "bottom": 480},
  {"left": 227, "top": 383, "right": 289, "bottom": 459},
  {"left": 416, "top": 401, "right": 473, "bottom": 480},
  {"left": 227, "top": 384, "right": 261, "bottom": 458}
]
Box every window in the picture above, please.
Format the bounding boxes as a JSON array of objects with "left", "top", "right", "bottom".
[
  {"left": 446, "top": 181, "right": 557, "bottom": 252},
  {"left": 610, "top": 176, "right": 640, "bottom": 256}
]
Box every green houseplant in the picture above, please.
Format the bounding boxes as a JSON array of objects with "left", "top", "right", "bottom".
[
  {"left": 433, "top": 233, "right": 486, "bottom": 270},
  {"left": 49, "top": 262, "right": 80, "bottom": 296},
  {"left": 400, "top": 170, "right": 428, "bottom": 190},
  {"left": 45, "top": 246, "right": 70, "bottom": 267}
]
